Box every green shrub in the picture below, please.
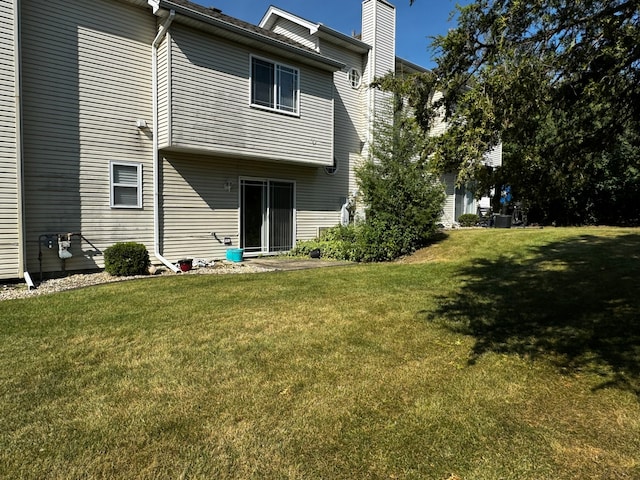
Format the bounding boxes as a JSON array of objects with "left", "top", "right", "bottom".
[
  {"left": 354, "top": 97, "right": 445, "bottom": 261},
  {"left": 458, "top": 213, "right": 479, "bottom": 227},
  {"left": 291, "top": 225, "right": 361, "bottom": 261},
  {"left": 356, "top": 218, "right": 415, "bottom": 262},
  {"left": 104, "top": 242, "right": 150, "bottom": 276},
  {"left": 292, "top": 222, "right": 428, "bottom": 263}
]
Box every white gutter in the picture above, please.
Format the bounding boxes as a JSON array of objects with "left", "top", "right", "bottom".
[{"left": 151, "top": 8, "right": 179, "bottom": 273}]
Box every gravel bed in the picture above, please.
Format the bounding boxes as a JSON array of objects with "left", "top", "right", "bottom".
[{"left": 0, "top": 261, "right": 274, "bottom": 302}]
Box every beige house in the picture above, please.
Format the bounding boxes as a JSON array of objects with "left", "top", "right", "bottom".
[{"left": 0, "top": 0, "right": 500, "bottom": 282}]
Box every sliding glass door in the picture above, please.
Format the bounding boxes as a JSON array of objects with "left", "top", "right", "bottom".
[{"left": 240, "top": 179, "right": 294, "bottom": 254}]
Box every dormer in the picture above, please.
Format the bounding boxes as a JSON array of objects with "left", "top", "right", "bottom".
[
  {"left": 259, "top": 7, "right": 371, "bottom": 57},
  {"left": 259, "top": 7, "right": 321, "bottom": 51}
]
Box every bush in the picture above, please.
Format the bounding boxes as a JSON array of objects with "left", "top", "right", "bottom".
[
  {"left": 104, "top": 242, "right": 150, "bottom": 276},
  {"left": 291, "top": 225, "right": 362, "bottom": 261},
  {"left": 354, "top": 96, "right": 445, "bottom": 261},
  {"left": 291, "top": 222, "right": 430, "bottom": 263},
  {"left": 356, "top": 218, "right": 418, "bottom": 262},
  {"left": 458, "top": 213, "right": 479, "bottom": 227}
]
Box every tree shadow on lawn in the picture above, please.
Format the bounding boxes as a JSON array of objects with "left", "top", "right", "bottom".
[{"left": 428, "top": 233, "right": 640, "bottom": 396}]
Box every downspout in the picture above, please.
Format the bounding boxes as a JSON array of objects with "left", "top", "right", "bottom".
[
  {"left": 151, "top": 8, "right": 179, "bottom": 272},
  {"left": 15, "top": 0, "right": 34, "bottom": 288}
]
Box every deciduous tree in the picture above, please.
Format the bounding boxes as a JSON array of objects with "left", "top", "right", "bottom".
[{"left": 407, "top": 0, "right": 640, "bottom": 224}]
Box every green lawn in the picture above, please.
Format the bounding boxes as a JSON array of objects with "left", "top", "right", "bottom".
[{"left": 1, "top": 227, "right": 639, "bottom": 479}]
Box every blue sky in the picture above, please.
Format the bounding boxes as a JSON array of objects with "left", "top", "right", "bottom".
[{"left": 199, "top": 0, "right": 467, "bottom": 69}]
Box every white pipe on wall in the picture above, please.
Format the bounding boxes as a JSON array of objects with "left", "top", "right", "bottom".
[
  {"left": 14, "top": 0, "right": 31, "bottom": 286},
  {"left": 150, "top": 8, "right": 179, "bottom": 273}
]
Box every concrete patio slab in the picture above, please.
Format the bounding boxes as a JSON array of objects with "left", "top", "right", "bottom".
[{"left": 240, "top": 257, "right": 354, "bottom": 271}]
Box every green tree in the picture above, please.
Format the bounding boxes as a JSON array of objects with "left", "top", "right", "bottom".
[
  {"left": 407, "top": 0, "right": 640, "bottom": 225},
  {"left": 290, "top": 91, "right": 445, "bottom": 262},
  {"left": 355, "top": 94, "right": 445, "bottom": 260}
]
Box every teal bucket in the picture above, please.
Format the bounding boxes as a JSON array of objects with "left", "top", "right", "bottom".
[{"left": 226, "top": 248, "right": 244, "bottom": 262}]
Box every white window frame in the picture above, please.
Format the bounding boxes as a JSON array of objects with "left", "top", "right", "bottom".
[
  {"left": 250, "top": 55, "right": 300, "bottom": 116},
  {"left": 110, "top": 161, "right": 142, "bottom": 209},
  {"left": 238, "top": 176, "right": 297, "bottom": 255}
]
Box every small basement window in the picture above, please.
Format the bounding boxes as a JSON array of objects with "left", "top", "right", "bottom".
[{"left": 110, "top": 161, "right": 142, "bottom": 208}]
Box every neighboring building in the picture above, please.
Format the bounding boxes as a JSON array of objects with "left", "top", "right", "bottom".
[
  {"left": 0, "top": 0, "right": 500, "bottom": 282},
  {"left": 440, "top": 143, "right": 503, "bottom": 227}
]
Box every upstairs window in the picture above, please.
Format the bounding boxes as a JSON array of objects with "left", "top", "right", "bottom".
[
  {"left": 251, "top": 57, "right": 299, "bottom": 115},
  {"left": 110, "top": 161, "right": 142, "bottom": 208}
]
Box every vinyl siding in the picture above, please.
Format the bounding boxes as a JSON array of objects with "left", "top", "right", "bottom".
[
  {"left": 361, "top": 2, "right": 374, "bottom": 59},
  {"left": 168, "top": 25, "right": 334, "bottom": 167},
  {"left": 319, "top": 40, "right": 367, "bottom": 197},
  {"left": 361, "top": 0, "right": 375, "bottom": 154},
  {"left": 428, "top": 92, "right": 448, "bottom": 137},
  {"left": 440, "top": 173, "right": 457, "bottom": 227},
  {"left": 429, "top": 93, "right": 502, "bottom": 167},
  {"left": 361, "top": 0, "right": 395, "bottom": 161},
  {"left": 260, "top": 18, "right": 368, "bottom": 229},
  {"left": 361, "top": 0, "right": 396, "bottom": 84},
  {"left": 157, "top": 33, "right": 170, "bottom": 148},
  {"left": 272, "top": 18, "right": 317, "bottom": 51},
  {"left": 440, "top": 174, "right": 482, "bottom": 226},
  {"left": 484, "top": 142, "right": 503, "bottom": 167},
  {"left": 364, "top": 0, "right": 395, "bottom": 78},
  {"left": 161, "top": 152, "right": 348, "bottom": 261},
  {"left": 21, "top": 0, "right": 156, "bottom": 275},
  {"left": 0, "top": 0, "right": 19, "bottom": 279}
]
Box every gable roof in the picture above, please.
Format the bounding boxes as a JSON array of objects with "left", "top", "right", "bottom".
[{"left": 148, "top": 0, "right": 345, "bottom": 71}]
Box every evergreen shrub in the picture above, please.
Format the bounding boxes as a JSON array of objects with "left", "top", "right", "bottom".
[
  {"left": 458, "top": 213, "right": 479, "bottom": 227},
  {"left": 291, "top": 225, "right": 361, "bottom": 261},
  {"left": 104, "top": 242, "right": 150, "bottom": 276}
]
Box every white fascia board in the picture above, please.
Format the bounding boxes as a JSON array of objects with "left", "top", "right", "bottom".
[
  {"left": 317, "top": 25, "right": 370, "bottom": 54},
  {"left": 395, "top": 56, "right": 430, "bottom": 74}
]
